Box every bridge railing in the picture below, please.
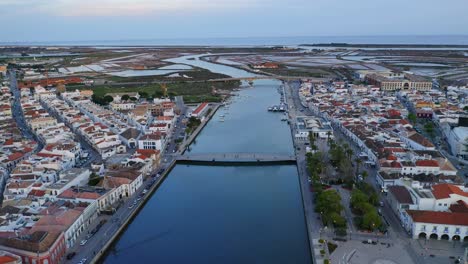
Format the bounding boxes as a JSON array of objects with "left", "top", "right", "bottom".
[{"left": 178, "top": 152, "right": 296, "bottom": 161}]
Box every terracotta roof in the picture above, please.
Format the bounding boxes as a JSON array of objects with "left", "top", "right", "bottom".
[
  {"left": 406, "top": 210, "right": 468, "bottom": 226},
  {"left": 388, "top": 186, "right": 413, "bottom": 204},
  {"left": 140, "top": 134, "right": 161, "bottom": 141},
  {"left": 57, "top": 188, "right": 102, "bottom": 200},
  {"left": 390, "top": 161, "right": 402, "bottom": 168},
  {"left": 0, "top": 231, "right": 62, "bottom": 253},
  {"left": 0, "top": 255, "right": 19, "bottom": 263},
  {"left": 28, "top": 189, "right": 46, "bottom": 197},
  {"left": 449, "top": 200, "right": 468, "bottom": 213},
  {"left": 7, "top": 152, "right": 24, "bottom": 162},
  {"left": 192, "top": 102, "right": 208, "bottom": 115},
  {"left": 409, "top": 133, "right": 435, "bottom": 148},
  {"left": 432, "top": 184, "right": 468, "bottom": 200},
  {"left": 415, "top": 160, "right": 439, "bottom": 167}
]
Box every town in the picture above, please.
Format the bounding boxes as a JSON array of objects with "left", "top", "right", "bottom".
[{"left": 0, "top": 43, "right": 467, "bottom": 264}]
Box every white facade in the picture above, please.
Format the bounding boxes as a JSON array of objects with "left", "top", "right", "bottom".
[
  {"left": 401, "top": 211, "right": 468, "bottom": 241},
  {"left": 447, "top": 126, "right": 468, "bottom": 161}
]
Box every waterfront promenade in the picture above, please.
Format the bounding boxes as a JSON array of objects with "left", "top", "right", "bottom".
[{"left": 283, "top": 81, "right": 322, "bottom": 263}]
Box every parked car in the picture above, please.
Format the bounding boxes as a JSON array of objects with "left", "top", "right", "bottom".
[
  {"left": 79, "top": 240, "right": 87, "bottom": 246},
  {"left": 78, "top": 258, "right": 88, "bottom": 264},
  {"left": 66, "top": 252, "right": 76, "bottom": 260}
]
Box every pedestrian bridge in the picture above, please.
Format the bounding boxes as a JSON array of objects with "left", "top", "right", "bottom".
[{"left": 176, "top": 152, "right": 296, "bottom": 163}]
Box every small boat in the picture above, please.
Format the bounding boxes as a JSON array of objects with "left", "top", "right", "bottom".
[
  {"left": 219, "top": 118, "right": 225, "bottom": 122},
  {"left": 219, "top": 114, "right": 225, "bottom": 118}
]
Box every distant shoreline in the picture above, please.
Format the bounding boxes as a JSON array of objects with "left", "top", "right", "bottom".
[
  {"left": 2, "top": 35, "right": 468, "bottom": 47},
  {"left": 302, "top": 43, "right": 468, "bottom": 48}
]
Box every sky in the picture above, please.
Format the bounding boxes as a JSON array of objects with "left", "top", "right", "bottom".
[{"left": 1, "top": 0, "right": 468, "bottom": 43}]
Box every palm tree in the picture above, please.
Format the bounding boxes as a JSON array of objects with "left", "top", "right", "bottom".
[
  {"left": 361, "top": 171, "right": 368, "bottom": 181},
  {"left": 346, "top": 148, "right": 354, "bottom": 160},
  {"left": 309, "top": 132, "right": 316, "bottom": 147},
  {"left": 355, "top": 158, "right": 362, "bottom": 177}
]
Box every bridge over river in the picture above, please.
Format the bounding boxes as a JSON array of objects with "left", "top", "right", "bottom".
[{"left": 176, "top": 152, "right": 296, "bottom": 163}]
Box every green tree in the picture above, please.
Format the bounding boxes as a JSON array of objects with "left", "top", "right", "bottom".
[
  {"left": 350, "top": 189, "right": 368, "bottom": 208},
  {"left": 345, "top": 147, "right": 354, "bottom": 160},
  {"left": 129, "top": 96, "right": 138, "bottom": 101},
  {"left": 139, "top": 91, "right": 149, "bottom": 98},
  {"left": 361, "top": 210, "right": 382, "bottom": 230},
  {"left": 424, "top": 122, "right": 434, "bottom": 135},
  {"left": 308, "top": 132, "right": 316, "bottom": 147},
  {"left": 355, "top": 158, "right": 362, "bottom": 176},
  {"left": 121, "top": 94, "right": 130, "bottom": 101},
  {"left": 103, "top": 95, "right": 114, "bottom": 103},
  {"left": 408, "top": 113, "right": 417, "bottom": 124},
  {"left": 361, "top": 171, "right": 368, "bottom": 180},
  {"left": 315, "top": 190, "right": 343, "bottom": 216}
]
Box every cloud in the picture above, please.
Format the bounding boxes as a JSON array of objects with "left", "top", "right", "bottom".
[{"left": 16, "top": 0, "right": 262, "bottom": 17}]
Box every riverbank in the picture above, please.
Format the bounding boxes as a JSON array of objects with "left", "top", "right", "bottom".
[
  {"left": 91, "top": 159, "right": 177, "bottom": 263},
  {"left": 180, "top": 103, "right": 221, "bottom": 154},
  {"left": 89, "top": 102, "right": 219, "bottom": 262},
  {"left": 283, "top": 80, "right": 324, "bottom": 264}
]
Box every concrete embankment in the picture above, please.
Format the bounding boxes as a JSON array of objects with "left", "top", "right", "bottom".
[
  {"left": 92, "top": 159, "right": 177, "bottom": 263},
  {"left": 180, "top": 103, "right": 221, "bottom": 154},
  {"left": 283, "top": 81, "right": 318, "bottom": 263},
  {"left": 93, "top": 104, "right": 220, "bottom": 263}
]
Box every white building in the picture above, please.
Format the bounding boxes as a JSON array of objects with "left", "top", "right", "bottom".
[
  {"left": 401, "top": 210, "right": 468, "bottom": 241},
  {"left": 446, "top": 126, "right": 468, "bottom": 161},
  {"left": 138, "top": 134, "right": 164, "bottom": 150}
]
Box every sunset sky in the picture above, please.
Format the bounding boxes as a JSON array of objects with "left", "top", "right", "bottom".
[{"left": 1, "top": 0, "right": 467, "bottom": 42}]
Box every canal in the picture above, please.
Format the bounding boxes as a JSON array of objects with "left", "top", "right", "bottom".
[{"left": 103, "top": 56, "right": 312, "bottom": 264}]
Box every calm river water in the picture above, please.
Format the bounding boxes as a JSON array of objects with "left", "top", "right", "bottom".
[{"left": 103, "top": 56, "right": 311, "bottom": 264}]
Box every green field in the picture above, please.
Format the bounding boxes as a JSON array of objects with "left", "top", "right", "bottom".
[
  {"left": 261, "top": 67, "right": 333, "bottom": 78},
  {"left": 68, "top": 80, "right": 240, "bottom": 103},
  {"left": 103, "top": 68, "right": 230, "bottom": 83}
]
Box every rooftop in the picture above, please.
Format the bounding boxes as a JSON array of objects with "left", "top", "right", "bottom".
[{"left": 406, "top": 210, "right": 468, "bottom": 226}]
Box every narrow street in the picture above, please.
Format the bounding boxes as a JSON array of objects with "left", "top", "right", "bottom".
[{"left": 8, "top": 70, "right": 44, "bottom": 151}]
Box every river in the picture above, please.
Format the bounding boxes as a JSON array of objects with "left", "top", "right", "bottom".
[{"left": 103, "top": 55, "right": 312, "bottom": 264}]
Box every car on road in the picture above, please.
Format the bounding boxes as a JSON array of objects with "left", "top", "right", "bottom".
[
  {"left": 78, "top": 258, "right": 88, "bottom": 264},
  {"left": 66, "top": 252, "right": 76, "bottom": 260},
  {"left": 79, "top": 240, "right": 87, "bottom": 246}
]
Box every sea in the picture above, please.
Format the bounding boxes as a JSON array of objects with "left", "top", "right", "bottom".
[{"left": 2, "top": 35, "right": 468, "bottom": 46}]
